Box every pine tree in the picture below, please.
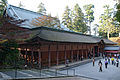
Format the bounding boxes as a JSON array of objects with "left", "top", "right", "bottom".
[
  {"left": 115, "top": 3, "right": 120, "bottom": 34},
  {"left": 99, "top": 5, "right": 118, "bottom": 39},
  {"left": 18, "top": 1, "right": 24, "bottom": 8},
  {"left": 62, "top": 6, "right": 72, "bottom": 30},
  {"left": 37, "top": 2, "right": 46, "bottom": 15},
  {"left": 83, "top": 4, "right": 94, "bottom": 35},
  {"left": 72, "top": 4, "right": 87, "bottom": 33}
]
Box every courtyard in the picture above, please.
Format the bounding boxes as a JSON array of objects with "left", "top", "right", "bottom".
[{"left": 0, "top": 58, "right": 120, "bottom": 80}]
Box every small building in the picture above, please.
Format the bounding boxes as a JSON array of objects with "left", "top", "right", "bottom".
[{"left": 104, "top": 46, "right": 120, "bottom": 57}]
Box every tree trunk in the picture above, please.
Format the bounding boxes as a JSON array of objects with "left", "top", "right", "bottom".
[
  {"left": 107, "top": 31, "right": 110, "bottom": 39},
  {"left": 89, "top": 21, "right": 91, "bottom": 35}
]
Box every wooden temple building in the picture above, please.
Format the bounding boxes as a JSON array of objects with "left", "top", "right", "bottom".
[{"left": 0, "top": 5, "right": 117, "bottom": 68}]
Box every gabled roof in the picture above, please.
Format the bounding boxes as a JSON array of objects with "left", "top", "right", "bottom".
[
  {"left": 6, "top": 5, "right": 43, "bottom": 29},
  {"left": 15, "top": 27, "right": 117, "bottom": 44}
]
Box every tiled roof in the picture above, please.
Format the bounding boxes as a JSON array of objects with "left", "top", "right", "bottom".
[
  {"left": 6, "top": 5, "right": 43, "bottom": 29},
  {"left": 104, "top": 46, "right": 120, "bottom": 50},
  {"left": 18, "top": 27, "right": 116, "bottom": 44}
]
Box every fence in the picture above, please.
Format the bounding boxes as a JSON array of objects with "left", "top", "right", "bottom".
[{"left": 0, "top": 64, "right": 76, "bottom": 80}]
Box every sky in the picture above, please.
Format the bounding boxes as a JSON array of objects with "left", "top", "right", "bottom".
[{"left": 7, "top": 0, "right": 117, "bottom": 34}]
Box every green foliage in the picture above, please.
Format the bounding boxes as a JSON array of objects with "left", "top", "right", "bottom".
[
  {"left": 0, "top": 40, "right": 19, "bottom": 66},
  {"left": 83, "top": 4, "right": 94, "bottom": 34},
  {"left": 62, "top": 4, "right": 87, "bottom": 33},
  {"left": 0, "top": 0, "right": 7, "bottom": 17},
  {"left": 115, "top": 3, "right": 120, "bottom": 31},
  {"left": 98, "top": 31, "right": 107, "bottom": 38},
  {"left": 72, "top": 4, "right": 87, "bottom": 33},
  {"left": 37, "top": 2, "right": 46, "bottom": 15},
  {"left": 62, "top": 6, "right": 72, "bottom": 30},
  {"left": 99, "top": 5, "right": 118, "bottom": 39}
]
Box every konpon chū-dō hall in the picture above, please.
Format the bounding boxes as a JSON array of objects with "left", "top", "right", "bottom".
[{"left": 0, "top": 4, "right": 117, "bottom": 68}]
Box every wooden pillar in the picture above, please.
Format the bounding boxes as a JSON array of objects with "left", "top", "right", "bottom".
[
  {"left": 48, "top": 45, "right": 51, "bottom": 67},
  {"left": 56, "top": 44, "right": 59, "bottom": 66},
  {"left": 18, "top": 48, "right": 21, "bottom": 58},
  {"left": 31, "top": 49, "right": 34, "bottom": 67},
  {"left": 98, "top": 46, "right": 99, "bottom": 56},
  {"left": 93, "top": 47, "right": 95, "bottom": 58},
  {"left": 64, "top": 45, "right": 67, "bottom": 64},
  {"left": 77, "top": 45, "right": 79, "bottom": 61},
  {"left": 71, "top": 45, "right": 73, "bottom": 62},
  {"left": 82, "top": 44, "right": 84, "bottom": 58},
  {"left": 25, "top": 48, "right": 28, "bottom": 64},
  {"left": 82, "top": 50, "right": 84, "bottom": 58},
  {"left": 38, "top": 49, "right": 41, "bottom": 68},
  {"left": 86, "top": 50, "right": 88, "bottom": 59}
]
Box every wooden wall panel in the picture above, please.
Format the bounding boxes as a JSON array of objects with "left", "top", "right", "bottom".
[
  {"left": 50, "top": 51, "right": 57, "bottom": 66},
  {"left": 58, "top": 51, "right": 65, "bottom": 64},
  {"left": 50, "top": 45, "right": 57, "bottom": 51},
  {"left": 58, "top": 45, "right": 65, "bottom": 51},
  {"left": 40, "top": 45, "right": 48, "bottom": 52},
  {"left": 73, "top": 44, "right": 77, "bottom": 50},
  {"left": 78, "top": 45, "right": 82, "bottom": 49},
  {"left": 41, "top": 52, "right": 48, "bottom": 66},
  {"left": 66, "top": 45, "right": 71, "bottom": 50},
  {"left": 83, "top": 44, "right": 87, "bottom": 49}
]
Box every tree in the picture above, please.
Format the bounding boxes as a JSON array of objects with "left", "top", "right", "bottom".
[
  {"left": 0, "top": 39, "right": 19, "bottom": 66},
  {"left": 83, "top": 4, "right": 94, "bottom": 35},
  {"left": 18, "top": 1, "right": 24, "bottom": 8},
  {"left": 0, "top": 0, "right": 7, "bottom": 17},
  {"left": 62, "top": 6, "right": 72, "bottom": 30},
  {"left": 37, "top": 2, "right": 46, "bottom": 15},
  {"left": 72, "top": 4, "right": 87, "bottom": 33},
  {"left": 93, "top": 24, "right": 99, "bottom": 36},
  {"left": 115, "top": 4, "right": 120, "bottom": 32},
  {"left": 99, "top": 5, "right": 118, "bottom": 39},
  {"left": 31, "top": 15, "right": 61, "bottom": 29}
]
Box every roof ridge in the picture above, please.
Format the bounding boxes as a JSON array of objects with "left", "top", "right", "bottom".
[
  {"left": 31, "top": 26, "right": 98, "bottom": 38},
  {"left": 9, "top": 4, "right": 44, "bottom": 16}
]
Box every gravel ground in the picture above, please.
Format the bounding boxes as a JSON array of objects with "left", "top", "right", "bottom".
[{"left": 28, "top": 76, "right": 94, "bottom": 80}]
